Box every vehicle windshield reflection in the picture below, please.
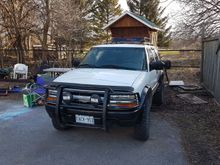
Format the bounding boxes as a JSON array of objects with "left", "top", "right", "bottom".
[{"left": 79, "top": 47, "right": 147, "bottom": 71}]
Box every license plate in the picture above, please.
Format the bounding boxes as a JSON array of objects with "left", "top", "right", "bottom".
[{"left": 75, "top": 115, "right": 95, "bottom": 125}]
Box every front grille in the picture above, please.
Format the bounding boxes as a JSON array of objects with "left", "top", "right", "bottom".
[{"left": 61, "top": 88, "right": 106, "bottom": 111}]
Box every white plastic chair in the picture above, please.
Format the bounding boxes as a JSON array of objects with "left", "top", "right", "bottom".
[{"left": 13, "top": 63, "right": 28, "bottom": 79}]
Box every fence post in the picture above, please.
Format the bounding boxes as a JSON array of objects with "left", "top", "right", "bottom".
[
  {"left": 0, "top": 49, "right": 3, "bottom": 68},
  {"left": 200, "top": 39, "right": 204, "bottom": 83}
]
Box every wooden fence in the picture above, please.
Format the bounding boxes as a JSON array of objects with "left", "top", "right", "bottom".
[
  {"left": 0, "top": 49, "right": 87, "bottom": 69},
  {"left": 201, "top": 38, "right": 220, "bottom": 103},
  {"left": 159, "top": 49, "right": 201, "bottom": 68}
]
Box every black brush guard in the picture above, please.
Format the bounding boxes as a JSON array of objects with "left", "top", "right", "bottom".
[{"left": 50, "top": 83, "right": 134, "bottom": 131}]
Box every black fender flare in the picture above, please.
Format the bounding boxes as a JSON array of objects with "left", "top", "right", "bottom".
[
  {"left": 140, "top": 86, "right": 153, "bottom": 110},
  {"left": 158, "top": 72, "right": 164, "bottom": 84}
]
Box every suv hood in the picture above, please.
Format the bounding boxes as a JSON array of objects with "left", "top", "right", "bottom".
[{"left": 54, "top": 68, "right": 143, "bottom": 87}]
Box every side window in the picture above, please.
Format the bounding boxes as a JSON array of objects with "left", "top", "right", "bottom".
[
  {"left": 151, "top": 48, "right": 160, "bottom": 61},
  {"left": 142, "top": 50, "right": 147, "bottom": 70},
  {"left": 147, "top": 49, "right": 155, "bottom": 63}
]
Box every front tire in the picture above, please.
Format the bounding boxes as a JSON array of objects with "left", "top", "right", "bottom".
[
  {"left": 134, "top": 94, "right": 152, "bottom": 141},
  {"left": 51, "top": 118, "right": 71, "bottom": 131}
]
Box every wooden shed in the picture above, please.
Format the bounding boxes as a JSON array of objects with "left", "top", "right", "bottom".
[{"left": 103, "top": 11, "right": 161, "bottom": 46}]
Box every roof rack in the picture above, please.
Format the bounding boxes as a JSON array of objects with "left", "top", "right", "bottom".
[{"left": 110, "top": 37, "right": 153, "bottom": 46}]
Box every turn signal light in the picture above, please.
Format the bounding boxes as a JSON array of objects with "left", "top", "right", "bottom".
[
  {"left": 47, "top": 97, "right": 57, "bottom": 101},
  {"left": 112, "top": 103, "right": 139, "bottom": 108}
]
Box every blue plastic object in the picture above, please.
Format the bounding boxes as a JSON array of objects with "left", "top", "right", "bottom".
[
  {"left": 10, "top": 86, "right": 22, "bottom": 93},
  {"left": 37, "top": 76, "right": 46, "bottom": 86},
  {"left": 112, "top": 37, "right": 150, "bottom": 44}
]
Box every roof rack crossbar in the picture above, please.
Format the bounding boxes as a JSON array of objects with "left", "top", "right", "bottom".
[{"left": 110, "top": 37, "right": 153, "bottom": 45}]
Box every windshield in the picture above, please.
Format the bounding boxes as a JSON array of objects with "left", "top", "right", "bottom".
[{"left": 79, "top": 47, "right": 147, "bottom": 70}]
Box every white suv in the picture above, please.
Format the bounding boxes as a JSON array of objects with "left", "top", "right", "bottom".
[{"left": 45, "top": 44, "right": 170, "bottom": 141}]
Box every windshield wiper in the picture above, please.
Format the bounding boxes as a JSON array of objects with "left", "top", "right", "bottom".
[
  {"left": 99, "top": 65, "right": 134, "bottom": 70},
  {"left": 79, "top": 64, "right": 135, "bottom": 70},
  {"left": 78, "top": 64, "right": 98, "bottom": 68}
]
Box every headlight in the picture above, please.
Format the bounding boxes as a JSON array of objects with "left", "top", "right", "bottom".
[
  {"left": 62, "top": 92, "right": 71, "bottom": 101},
  {"left": 108, "top": 94, "right": 139, "bottom": 110},
  {"left": 47, "top": 89, "right": 57, "bottom": 101}
]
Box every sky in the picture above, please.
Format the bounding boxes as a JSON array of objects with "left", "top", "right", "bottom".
[
  {"left": 118, "top": 0, "right": 180, "bottom": 13},
  {"left": 118, "top": 0, "right": 129, "bottom": 11},
  {"left": 118, "top": 0, "right": 181, "bottom": 27}
]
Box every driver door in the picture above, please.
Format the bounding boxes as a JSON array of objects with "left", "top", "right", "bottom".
[{"left": 146, "top": 48, "right": 159, "bottom": 88}]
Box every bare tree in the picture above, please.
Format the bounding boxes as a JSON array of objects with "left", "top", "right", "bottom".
[
  {"left": 51, "top": 0, "right": 91, "bottom": 66},
  {"left": 53, "top": 0, "right": 78, "bottom": 45},
  {"left": 0, "top": 0, "right": 91, "bottom": 64},
  {"left": 0, "top": 0, "right": 39, "bottom": 63},
  {"left": 174, "top": 0, "right": 220, "bottom": 38},
  {"left": 32, "top": 0, "right": 52, "bottom": 62}
]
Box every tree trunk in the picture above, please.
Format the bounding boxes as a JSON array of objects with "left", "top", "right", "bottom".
[
  {"left": 0, "top": 41, "right": 3, "bottom": 68},
  {"left": 41, "top": 0, "right": 50, "bottom": 63},
  {"left": 68, "top": 40, "right": 73, "bottom": 67},
  {"left": 0, "top": 50, "right": 3, "bottom": 68},
  {"left": 16, "top": 34, "right": 25, "bottom": 64}
]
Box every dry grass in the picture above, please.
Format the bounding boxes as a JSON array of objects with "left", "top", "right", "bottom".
[
  {"left": 167, "top": 68, "right": 200, "bottom": 85},
  {"left": 160, "top": 51, "right": 201, "bottom": 68},
  {"left": 157, "top": 67, "right": 220, "bottom": 165}
]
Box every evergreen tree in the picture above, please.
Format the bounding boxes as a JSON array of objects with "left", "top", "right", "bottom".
[
  {"left": 90, "top": 0, "right": 122, "bottom": 44},
  {"left": 127, "top": 0, "right": 171, "bottom": 47}
]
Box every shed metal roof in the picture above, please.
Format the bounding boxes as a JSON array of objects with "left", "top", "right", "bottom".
[{"left": 103, "top": 11, "right": 162, "bottom": 31}]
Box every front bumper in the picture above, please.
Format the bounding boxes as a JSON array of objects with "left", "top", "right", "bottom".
[
  {"left": 45, "top": 104, "right": 142, "bottom": 128},
  {"left": 45, "top": 82, "right": 143, "bottom": 130}
]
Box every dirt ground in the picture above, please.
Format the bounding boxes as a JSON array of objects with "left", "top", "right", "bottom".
[{"left": 157, "top": 67, "right": 220, "bottom": 165}]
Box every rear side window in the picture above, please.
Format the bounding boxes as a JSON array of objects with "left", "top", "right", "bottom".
[
  {"left": 151, "top": 48, "right": 160, "bottom": 61},
  {"left": 147, "top": 49, "right": 155, "bottom": 63}
]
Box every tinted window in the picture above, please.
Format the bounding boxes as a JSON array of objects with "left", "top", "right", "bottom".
[
  {"left": 147, "top": 49, "right": 155, "bottom": 63},
  {"left": 80, "top": 47, "right": 147, "bottom": 70},
  {"left": 151, "top": 48, "right": 159, "bottom": 61}
]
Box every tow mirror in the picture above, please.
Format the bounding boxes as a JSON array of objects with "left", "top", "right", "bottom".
[
  {"left": 150, "top": 60, "right": 171, "bottom": 70},
  {"left": 72, "top": 59, "right": 81, "bottom": 67}
]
